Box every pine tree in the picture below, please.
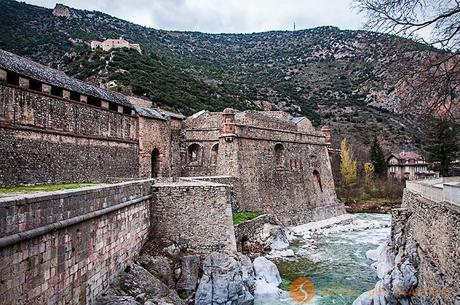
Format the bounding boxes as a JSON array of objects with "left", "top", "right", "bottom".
[
  {"left": 426, "top": 119, "right": 459, "bottom": 177},
  {"left": 370, "top": 136, "right": 387, "bottom": 176}
]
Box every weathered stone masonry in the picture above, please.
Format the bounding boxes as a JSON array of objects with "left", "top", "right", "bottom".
[
  {"left": 394, "top": 178, "right": 460, "bottom": 305},
  {"left": 0, "top": 178, "right": 238, "bottom": 305},
  {"left": 0, "top": 180, "right": 152, "bottom": 305},
  {"left": 0, "top": 83, "right": 139, "bottom": 186},
  {"left": 151, "top": 178, "right": 236, "bottom": 253},
  {"left": 182, "top": 109, "right": 345, "bottom": 226}
]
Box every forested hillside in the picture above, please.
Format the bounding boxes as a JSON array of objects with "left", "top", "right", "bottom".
[{"left": 0, "top": 0, "right": 433, "bottom": 156}]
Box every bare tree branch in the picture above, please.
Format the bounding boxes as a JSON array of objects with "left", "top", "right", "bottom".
[{"left": 355, "top": 0, "right": 460, "bottom": 121}]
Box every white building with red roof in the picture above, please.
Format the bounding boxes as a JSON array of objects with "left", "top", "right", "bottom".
[{"left": 387, "top": 151, "right": 439, "bottom": 180}]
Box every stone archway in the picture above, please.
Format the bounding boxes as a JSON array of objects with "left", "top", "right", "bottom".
[{"left": 151, "top": 148, "right": 160, "bottom": 178}]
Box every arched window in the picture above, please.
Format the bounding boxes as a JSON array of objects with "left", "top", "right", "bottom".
[
  {"left": 313, "top": 170, "right": 323, "bottom": 192},
  {"left": 275, "top": 143, "right": 285, "bottom": 170},
  {"left": 211, "top": 143, "right": 219, "bottom": 166},
  {"left": 151, "top": 148, "right": 160, "bottom": 178},
  {"left": 188, "top": 144, "right": 202, "bottom": 164}
]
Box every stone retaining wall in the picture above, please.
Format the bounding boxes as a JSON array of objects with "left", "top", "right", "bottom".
[
  {"left": 151, "top": 179, "right": 236, "bottom": 253},
  {"left": 0, "top": 180, "right": 152, "bottom": 305},
  {"left": 398, "top": 188, "right": 460, "bottom": 304}
]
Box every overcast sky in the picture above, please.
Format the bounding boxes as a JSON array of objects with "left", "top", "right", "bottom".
[{"left": 23, "top": 0, "right": 365, "bottom": 33}]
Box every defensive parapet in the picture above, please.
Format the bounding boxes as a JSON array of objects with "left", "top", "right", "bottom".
[
  {"left": 406, "top": 177, "right": 460, "bottom": 205},
  {"left": 0, "top": 180, "right": 153, "bottom": 305}
]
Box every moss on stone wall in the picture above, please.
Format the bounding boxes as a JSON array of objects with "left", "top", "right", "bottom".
[
  {"left": 0, "top": 183, "right": 94, "bottom": 197},
  {"left": 232, "top": 211, "right": 264, "bottom": 225}
]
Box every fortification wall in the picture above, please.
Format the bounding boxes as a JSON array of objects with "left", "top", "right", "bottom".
[
  {"left": 0, "top": 180, "right": 152, "bottom": 305},
  {"left": 0, "top": 84, "right": 139, "bottom": 186},
  {"left": 397, "top": 188, "right": 460, "bottom": 305},
  {"left": 151, "top": 179, "right": 237, "bottom": 253},
  {"left": 228, "top": 134, "right": 344, "bottom": 225},
  {"left": 235, "top": 111, "right": 296, "bottom": 131},
  {"left": 138, "top": 116, "right": 174, "bottom": 178},
  {"left": 182, "top": 127, "right": 220, "bottom": 177}
]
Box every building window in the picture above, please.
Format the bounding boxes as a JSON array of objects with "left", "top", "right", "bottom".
[
  {"left": 211, "top": 143, "right": 219, "bottom": 166},
  {"left": 29, "top": 79, "right": 42, "bottom": 91},
  {"left": 109, "top": 102, "right": 118, "bottom": 112},
  {"left": 151, "top": 148, "right": 160, "bottom": 178},
  {"left": 50, "top": 86, "right": 63, "bottom": 97},
  {"left": 87, "top": 96, "right": 102, "bottom": 107},
  {"left": 6, "top": 72, "right": 19, "bottom": 86},
  {"left": 313, "top": 170, "right": 323, "bottom": 192},
  {"left": 188, "top": 144, "right": 202, "bottom": 164},
  {"left": 70, "top": 91, "right": 80, "bottom": 101},
  {"left": 123, "top": 107, "right": 132, "bottom": 115},
  {"left": 275, "top": 143, "right": 285, "bottom": 170}
]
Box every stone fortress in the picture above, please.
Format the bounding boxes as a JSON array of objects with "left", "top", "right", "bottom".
[
  {"left": 90, "top": 37, "right": 142, "bottom": 54},
  {"left": 0, "top": 48, "right": 345, "bottom": 304},
  {"left": 0, "top": 48, "right": 344, "bottom": 225}
]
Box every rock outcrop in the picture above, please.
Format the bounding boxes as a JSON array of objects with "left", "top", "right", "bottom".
[
  {"left": 234, "top": 214, "right": 290, "bottom": 256},
  {"left": 96, "top": 262, "right": 184, "bottom": 305},
  {"left": 253, "top": 257, "right": 288, "bottom": 302},
  {"left": 353, "top": 209, "right": 419, "bottom": 305},
  {"left": 95, "top": 250, "right": 286, "bottom": 305},
  {"left": 177, "top": 255, "right": 202, "bottom": 301},
  {"left": 195, "top": 252, "right": 254, "bottom": 305}
]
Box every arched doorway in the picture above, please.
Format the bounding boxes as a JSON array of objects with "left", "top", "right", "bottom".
[
  {"left": 187, "top": 143, "right": 202, "bottom": 164},
  {"left": 151, "top": 149, "right": 160, "bottom": 178},
  {"left": 211, "top": 143, "right": 219, "bottom": 166}
]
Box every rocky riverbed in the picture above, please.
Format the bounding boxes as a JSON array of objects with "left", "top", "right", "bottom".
[{"left": 95, "top": 213, "right": 392, "bottom": 305}]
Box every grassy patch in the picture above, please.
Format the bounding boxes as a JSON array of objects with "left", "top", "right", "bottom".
[
  {"left": 233, "top": 211, "right": 264, "bottom": 225},
  {"left": 0, "top": 183, "right": 95, "bottom": 197}
]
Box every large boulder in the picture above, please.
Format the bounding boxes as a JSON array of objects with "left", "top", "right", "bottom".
[
  {"left": 176, "top": 255, "right": 202, "bottom": 300},
  {"left": 261, "top": 224, "right": 289, "bottom": 251},
  {"left": 237, "top": 253, "right": 256, "bottom": 291},
  {"left": 253, "top": 257, "right": 281, "bottom": 287},
  {"left": 235, "top": 214, "right": 290, "bottom": 255},
  {"left": 195, "top": 252, "right": 254, "bottom": 305},
  {"left": 252, "top": 257, "right": 287, "bottom": 302},
  {"left": 106, "top": 264, "right": 184, "bottom": 305},
  {"left": 136, "top": 254, "right": 176, "bottom": 288}
]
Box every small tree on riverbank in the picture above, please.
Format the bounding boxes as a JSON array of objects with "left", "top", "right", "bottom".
[
  {"left": 340, "top": 138, "right": 357, "bottom": 201},
  {"left": 364, "top": 162, "right": 375, "bottom": 186}
]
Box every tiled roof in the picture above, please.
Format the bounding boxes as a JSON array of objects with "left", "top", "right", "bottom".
[
  {"left": 0, "top": 49, "right": 133, "bottom": 108},
  {"left": 392, "top": 151, "right": 423, "bottom": 160},
  {"left": 134, "top": 106, "right": 166, "bottom": 121},
  {"left": 155, "top": 109, "right": 186, "bottom": 120}
]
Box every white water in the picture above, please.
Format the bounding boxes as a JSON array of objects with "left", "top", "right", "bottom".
[{"left": 258, "top": 213, "right": 391, "bottom": 305}]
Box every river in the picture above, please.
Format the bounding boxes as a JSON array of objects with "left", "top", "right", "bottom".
[{"left": 264, "top": 213, "right": 391, "bottom": 305}]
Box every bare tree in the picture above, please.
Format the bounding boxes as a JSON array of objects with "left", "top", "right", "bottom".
[{"left": 355, "top": 0, "right": 460, "bottom": 121}]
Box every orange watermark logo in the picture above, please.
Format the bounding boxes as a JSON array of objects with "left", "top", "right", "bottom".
[{"left": 289, "top": 277, "right": 315, "bottom": 304}]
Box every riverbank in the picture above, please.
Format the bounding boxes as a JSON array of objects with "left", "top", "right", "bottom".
[{"left": 345, "top": 200, "right": 401, "bottom": 213}]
